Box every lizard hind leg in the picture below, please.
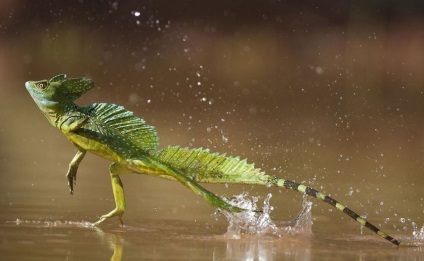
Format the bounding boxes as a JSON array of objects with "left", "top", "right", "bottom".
[
  {"left": 93, "top": 163, "right": 130, "bottom": 227},
  {"left": 152, "top": 160, "right": 248, "bottom": 213}
]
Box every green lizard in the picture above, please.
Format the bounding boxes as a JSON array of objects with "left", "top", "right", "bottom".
[{"left": 25, "top": 74, "right": 401, "bottom": 246}]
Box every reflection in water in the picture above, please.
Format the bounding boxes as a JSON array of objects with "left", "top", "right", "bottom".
[
  {"left": 8, "top": 191, "right": 315, "bottom": 261},
  {"left": 221, "top": 236, "right": 311, "bottom": 261},
  {"left": 94, "top": 228, "right": 124, "bottom": 261},
  {"left": 6, "top": 216, "right": 424, "bottom": 260},
  {"left": 7, "top": 217, "right": 311, "bottom": 261},
  {"left": 10, "top": 219, "right": 124, "bottom": 261},
  {"left": 95, "top": 226, "right": 312, "bottom": 261}
]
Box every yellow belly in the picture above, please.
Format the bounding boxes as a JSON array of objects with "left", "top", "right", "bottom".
[{"left": 65, "top": 132, "right": 126, "bottom": 164}]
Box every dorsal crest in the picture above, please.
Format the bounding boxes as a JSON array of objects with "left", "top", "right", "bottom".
[
  {"left": 152, "top": 146, "right": 268, "bottom": 183},
  {"left": 84, "top": 103, "right": 159, "bottom": 153}
]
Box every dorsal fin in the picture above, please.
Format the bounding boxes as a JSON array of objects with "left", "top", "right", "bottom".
[
  {"left": 84, "top": 103, "right": 159, "bottom": 153},
  {"left": 152, "top": 146, "right": 269, "bottom": 184}
]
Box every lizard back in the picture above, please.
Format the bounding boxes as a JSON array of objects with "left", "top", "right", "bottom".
[{"left": 71, "top": 103, "right": 159, "bottom": 160}]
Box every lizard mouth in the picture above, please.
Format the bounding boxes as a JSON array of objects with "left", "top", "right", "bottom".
[{"left": 25, "top": 81, "right": 33, "bottom": 90}]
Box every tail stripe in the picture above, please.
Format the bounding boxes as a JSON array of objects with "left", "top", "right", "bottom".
[{"left": 279, "top": 179, "right": 401, "bottom": 246}]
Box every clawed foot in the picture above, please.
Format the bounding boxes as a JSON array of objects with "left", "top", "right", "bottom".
[
  {"left": 66, "top": 168, "right": 77, "bottom": 195},
  {"left": 92, "top": 216, "right": 107, "bottom": 227},
  {"left": 66, "top": 150, "right": 86, "bottom": 195},
  {"left": 92, "top": 208, "right": 124, "bottom": 227}
]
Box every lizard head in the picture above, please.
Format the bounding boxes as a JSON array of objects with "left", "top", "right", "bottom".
[{"left": 25, "top": 74, "right": 94, "bottom": 108}]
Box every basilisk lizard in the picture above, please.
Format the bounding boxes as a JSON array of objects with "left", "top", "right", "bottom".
[{"left": 25, "top": 74, "right": 401, "bottom": 246}]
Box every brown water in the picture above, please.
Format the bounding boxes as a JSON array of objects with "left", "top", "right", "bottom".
[
  {"left": 2, "top": 83, "right": 424, "bottom": 260},
  {"left": 2, "top": 1, "right": 424, "bottom": 260}
]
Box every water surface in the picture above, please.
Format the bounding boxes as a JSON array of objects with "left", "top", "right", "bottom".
[
  {"left": 1, "top": 1, "right": 424, "bottom": 260},
  {"left": 1, "top": 97, "right": 423, "bottom": 260}
]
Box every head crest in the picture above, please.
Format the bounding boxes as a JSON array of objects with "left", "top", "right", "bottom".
[{"left": 48, "top": 74, "right": 94, "bottom": 100}]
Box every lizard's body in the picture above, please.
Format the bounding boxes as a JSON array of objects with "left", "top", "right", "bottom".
[{"left": 26, "top": 74, "right": 401, "bottom": 246}]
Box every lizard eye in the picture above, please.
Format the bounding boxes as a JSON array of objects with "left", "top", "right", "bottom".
[{"left": 37, "top": 82, "right": 47, "bottom": 90}]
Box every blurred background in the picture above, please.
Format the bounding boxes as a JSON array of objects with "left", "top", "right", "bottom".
[{"left": 1, "top": 0, "right": 424, "bottom": 243}]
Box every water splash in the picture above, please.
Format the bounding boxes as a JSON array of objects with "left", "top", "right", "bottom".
[
  {"left": 382, "top": 221, "right": 424, "bottom": 247},
  {"left": 282, "top": 196, "right": 313, "bottom": 235},
  {"left": 9, "top": 219, "right": 92, "bottom": 228},
  {"left": 412, "top": 222, "right": 424, "bottom": 241},
  {"left": 214, "top": 193, "right": 313, "bottom": 239}
]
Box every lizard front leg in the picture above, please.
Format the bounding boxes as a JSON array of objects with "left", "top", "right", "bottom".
[
  {"left": 66, "top": 148, "right": 86, "bottom": 194},
  {"left": 58, "top": 114, "right": 88, "bottom": 194}
]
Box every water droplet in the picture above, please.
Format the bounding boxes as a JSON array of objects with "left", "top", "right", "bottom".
[
  {"left": 222, "top": 135, "right": 228, "bottom": 143},
  {"left": 249, "top": 107, "right": 257, "bottom": 115},
  {"left": 315, "top": 66, "right": 324, "bottom": 75}
]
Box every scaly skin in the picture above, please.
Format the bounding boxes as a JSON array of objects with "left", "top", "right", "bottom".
[{"left": 26, "top": 74, "right": 402, "bottom": 246}]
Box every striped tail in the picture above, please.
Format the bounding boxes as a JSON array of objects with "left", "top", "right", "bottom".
[
  {"left": 274, "top": 178, "right": 401, "bottom": 246},
  {"left": 151, "top": 146, "right": 401, "bottom": 246}
]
